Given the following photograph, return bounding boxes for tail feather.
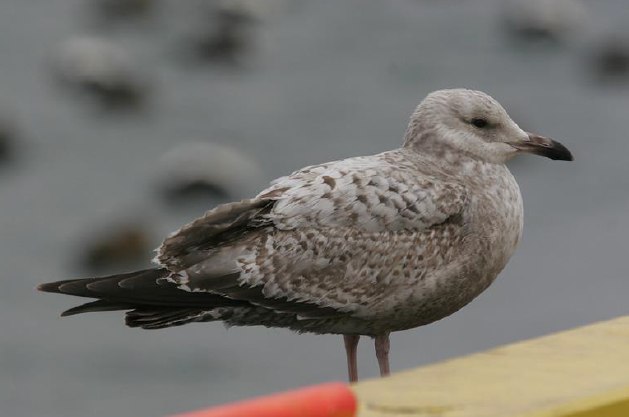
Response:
[125,308,217,329]
[37,268,251,324]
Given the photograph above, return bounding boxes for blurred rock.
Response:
[90,0,156,24]
[0,118,16,165]
[156,142,262,201]
[53,37,151,111]
[589,37,629,83]
[80,224,153,270]
[503,0,587,43]
[186,3,256,65]
[216,0,288,20]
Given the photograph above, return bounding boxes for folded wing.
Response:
[158,153,468,320]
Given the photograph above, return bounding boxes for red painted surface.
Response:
[170,382,357,417]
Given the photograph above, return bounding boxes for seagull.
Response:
[38,89,573,382]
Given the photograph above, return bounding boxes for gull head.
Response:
[403,88,573,164]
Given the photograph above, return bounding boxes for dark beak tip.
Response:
[549,149,574,161]
[527,134,573,162]
[550,141,574,162]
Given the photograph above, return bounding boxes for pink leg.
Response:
[374,332,390,377]
[343,334,360,383]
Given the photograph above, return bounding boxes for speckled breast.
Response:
[369,163,524,334]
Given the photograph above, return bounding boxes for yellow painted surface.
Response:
[351,316,629,417]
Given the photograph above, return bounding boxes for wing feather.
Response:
[157,151,467,319]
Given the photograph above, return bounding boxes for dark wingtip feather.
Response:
[60,308,78,317]
[38,278,95,294]
[37,281,64,293]
[61,300,135,317]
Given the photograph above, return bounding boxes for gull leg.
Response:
[343,334,360,383]
[374,332,391,377]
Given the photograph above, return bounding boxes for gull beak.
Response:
[511,132,574,161]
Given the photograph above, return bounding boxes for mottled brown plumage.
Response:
[38,89,573,381]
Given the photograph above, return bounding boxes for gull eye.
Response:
[471,118,488,128]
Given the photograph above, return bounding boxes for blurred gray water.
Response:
[1,0,629,416]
